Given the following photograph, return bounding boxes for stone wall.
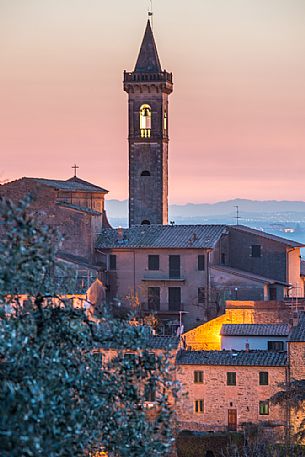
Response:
[176,364,287,434]
[0,178,98,263]
[288,341,305,440]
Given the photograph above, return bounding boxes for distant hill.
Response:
[105,198,305,221]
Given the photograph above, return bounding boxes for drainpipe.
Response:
[286,248,295,298]
[133,250,136,297]
[206,250,211,320]
[286,343,291,445]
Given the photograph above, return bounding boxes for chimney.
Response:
[289,311,299,328]
[117,226,123,241]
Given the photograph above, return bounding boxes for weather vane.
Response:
[148,0,153,28]
[72,164,79,177]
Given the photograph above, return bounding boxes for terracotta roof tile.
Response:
[96,225,228,249]
[221,324,289,337]
[231,225,304,248]
[176,350,287,367]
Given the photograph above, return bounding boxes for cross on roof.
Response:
[72,164,79,177]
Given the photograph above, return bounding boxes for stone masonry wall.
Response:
[0,179,94,262]
[288,341,305,440]
[176,364,287,433]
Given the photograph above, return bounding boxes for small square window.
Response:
[194,399,204,413]
[251,245,261,258]
[227,372,236,386]
[259,400,269,415]
[109,254,116,270]
[148,255,159,271]
[198,255,205,271]
[194,371,204,383]
[259,372,269,386]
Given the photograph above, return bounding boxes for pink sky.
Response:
[0,0,305,204]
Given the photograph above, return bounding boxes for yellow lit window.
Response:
[164,112,167,131]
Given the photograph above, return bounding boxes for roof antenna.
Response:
[148,0,153,29]
[234,205,240,225]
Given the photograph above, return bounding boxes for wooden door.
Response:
[228,409,237,431]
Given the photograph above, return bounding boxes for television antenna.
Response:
[234,205,240,225]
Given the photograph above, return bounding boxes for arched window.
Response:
[140,104,151,138]
[141,220,151,225]
[141,170,151,176]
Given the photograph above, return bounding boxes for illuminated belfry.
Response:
[124,19,173,227]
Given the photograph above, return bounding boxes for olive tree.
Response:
[0,197,177,457]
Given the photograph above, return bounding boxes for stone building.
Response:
[176,350,287,435]
[287,313,305,439]
[124,19,173,227]
[176,313,305,441]
[0,175,110,288]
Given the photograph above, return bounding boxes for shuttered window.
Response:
[168,287,181,311]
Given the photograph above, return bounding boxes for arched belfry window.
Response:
[140,104,151,138]
[141,170,151,177]
[141,220,151,225]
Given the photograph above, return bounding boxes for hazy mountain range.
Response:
[105,199,305,251]
[106,198,305,220]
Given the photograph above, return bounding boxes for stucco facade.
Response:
[98,247,210,331]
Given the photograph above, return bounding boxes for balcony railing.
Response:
[142,274,185,282]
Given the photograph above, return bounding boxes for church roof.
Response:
[30,176,108,193]
[96,225,228,250]
[134,19,162,72]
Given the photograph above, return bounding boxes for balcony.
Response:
[142,273,185,283]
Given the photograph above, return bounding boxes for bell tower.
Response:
[124,19,173,227]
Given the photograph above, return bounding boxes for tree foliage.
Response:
[271,379,305,442]
[0,197,177,456]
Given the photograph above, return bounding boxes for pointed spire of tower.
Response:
[134,19,162,73]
